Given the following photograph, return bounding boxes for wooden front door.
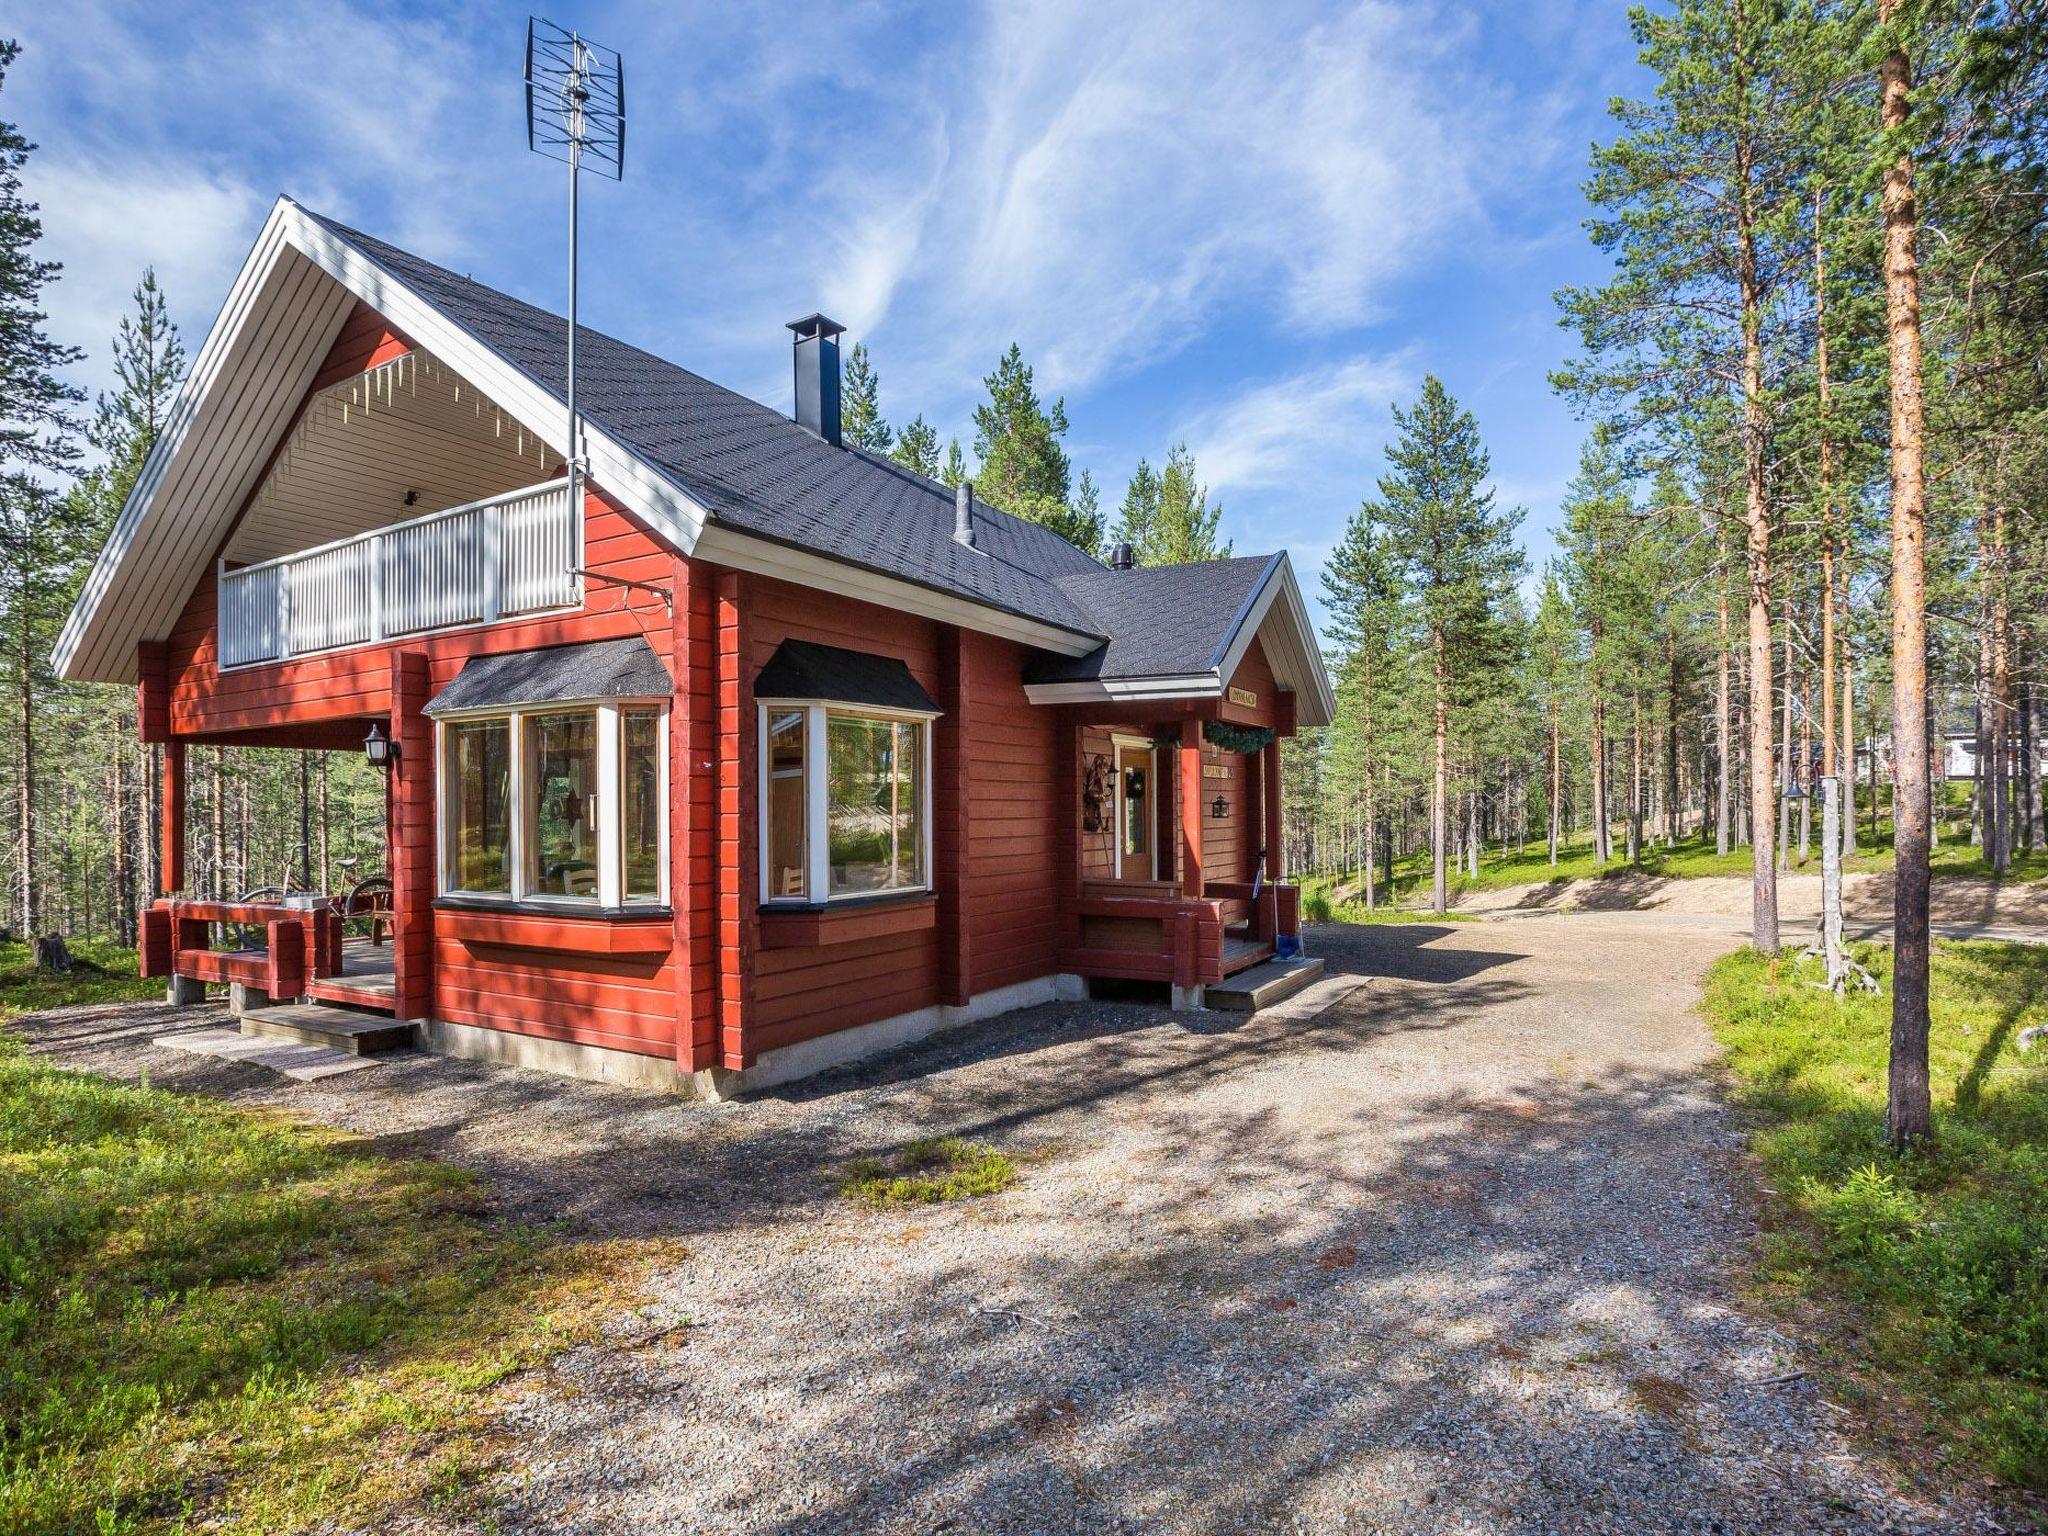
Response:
[1114,742,1155,881]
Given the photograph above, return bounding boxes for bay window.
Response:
[759,702,934,905]
[437,701,668,908]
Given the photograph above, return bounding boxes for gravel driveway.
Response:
[17,912,2014,1535]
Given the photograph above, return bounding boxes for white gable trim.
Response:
[55,197,713,684]
[1019,556,1336,727]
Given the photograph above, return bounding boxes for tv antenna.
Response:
[525,17,624,518]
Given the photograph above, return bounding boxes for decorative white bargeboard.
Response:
[217,478,578,666]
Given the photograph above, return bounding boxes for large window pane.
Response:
[826,714,924,896]
[448,719,510,892]
[527,711,598,898]
[622,710,663,900]
[766,709,808,900]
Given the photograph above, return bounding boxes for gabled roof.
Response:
[56,195,1333,727]
[1024,553,1335,725]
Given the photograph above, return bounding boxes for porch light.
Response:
[1210,793,1230,820]
[364,722,399,769]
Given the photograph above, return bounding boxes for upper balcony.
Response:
[218,476,580,668]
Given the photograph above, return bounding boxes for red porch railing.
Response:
[139,898,345,1004]
[1061,885,1301,990]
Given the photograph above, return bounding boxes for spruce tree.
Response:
[1148,443,1230,564]
[891,414,940,478]
[1113,459,1159,555]
[840,341,892,452]
[970,343,1096,551]
[941,437,967,489]
[1370,377,1525,914]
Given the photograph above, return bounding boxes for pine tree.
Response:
[0,42,85,939]
[1371,377,1526,914]
[891,414,940,478]
[840,342,892,452]
[941,437,967,488]
[0,42,82,480]
[1553,0,1835,950]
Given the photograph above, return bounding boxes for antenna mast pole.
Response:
[526,16,623,535]
[564,30,586,513]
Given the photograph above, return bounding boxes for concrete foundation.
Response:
[415,972,1089,1097]
[166,975,206,1006]
[228,981,279,1015]
[1171,983,1206,1011]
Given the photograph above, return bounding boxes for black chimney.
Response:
[1109,541,1136,571]
[785,313,846,446]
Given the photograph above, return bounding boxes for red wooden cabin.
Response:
[58,199,1334,1094]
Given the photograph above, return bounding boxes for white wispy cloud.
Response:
[1185,354,1420,496]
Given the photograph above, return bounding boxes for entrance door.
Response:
[1114,742,1155,882]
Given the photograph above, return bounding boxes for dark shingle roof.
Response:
[1025,555,1283,684]
[754,639,939,713]
[299,207,1106,640]
[423,636,671,715]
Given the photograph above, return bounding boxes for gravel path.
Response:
[16,913,2021,1535]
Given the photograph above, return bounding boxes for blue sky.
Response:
[12,1,1644,632]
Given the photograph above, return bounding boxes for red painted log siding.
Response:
[156,477,684,1058]
[962,632,1060,994]
[744,577,943,1055]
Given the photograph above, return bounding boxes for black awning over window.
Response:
[754,639,939,713]
[423,636,672,717]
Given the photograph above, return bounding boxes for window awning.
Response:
[753,639,939,714]
[423,636,672,717]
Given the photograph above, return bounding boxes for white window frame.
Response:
[757,699,938,907]
[435,698,670,909]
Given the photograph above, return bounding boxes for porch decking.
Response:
[306,942,398,1014]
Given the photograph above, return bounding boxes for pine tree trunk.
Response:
[1549,710,1561,865]
[1779,594,1796,870]
[1591,687,1610,865]
[1737,83,1780,947]
[1880,3,1932,1148]
[2023,674,2043,852]
[1432,631,1448,915]
[16,626,36,937]
[1717,527,1733,856]
[1842,621,1859,858]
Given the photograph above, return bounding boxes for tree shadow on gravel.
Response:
[487,1065,1960,1536]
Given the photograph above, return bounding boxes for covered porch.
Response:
[1057,703,1301,1007]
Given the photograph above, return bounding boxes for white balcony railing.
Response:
[217,478,580,667]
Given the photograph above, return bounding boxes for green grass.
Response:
[1702,940,2048,1490]
[0,1029,673,1534]
[1300,785,2044,917]
[0,939,161,1020]
[839,1136,1019,1207]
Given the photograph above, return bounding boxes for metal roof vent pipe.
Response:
[785,313,845,446]
[954,481,977,550]
[1109,541,1136,571]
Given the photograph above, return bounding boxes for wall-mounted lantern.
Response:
[364,722,399,769]
[1210,793,1229,820]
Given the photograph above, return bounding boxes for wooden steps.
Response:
[1204,956,1327,1013]
[241,1002,415,1056]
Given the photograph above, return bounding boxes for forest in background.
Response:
[1281,0,2048,936]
